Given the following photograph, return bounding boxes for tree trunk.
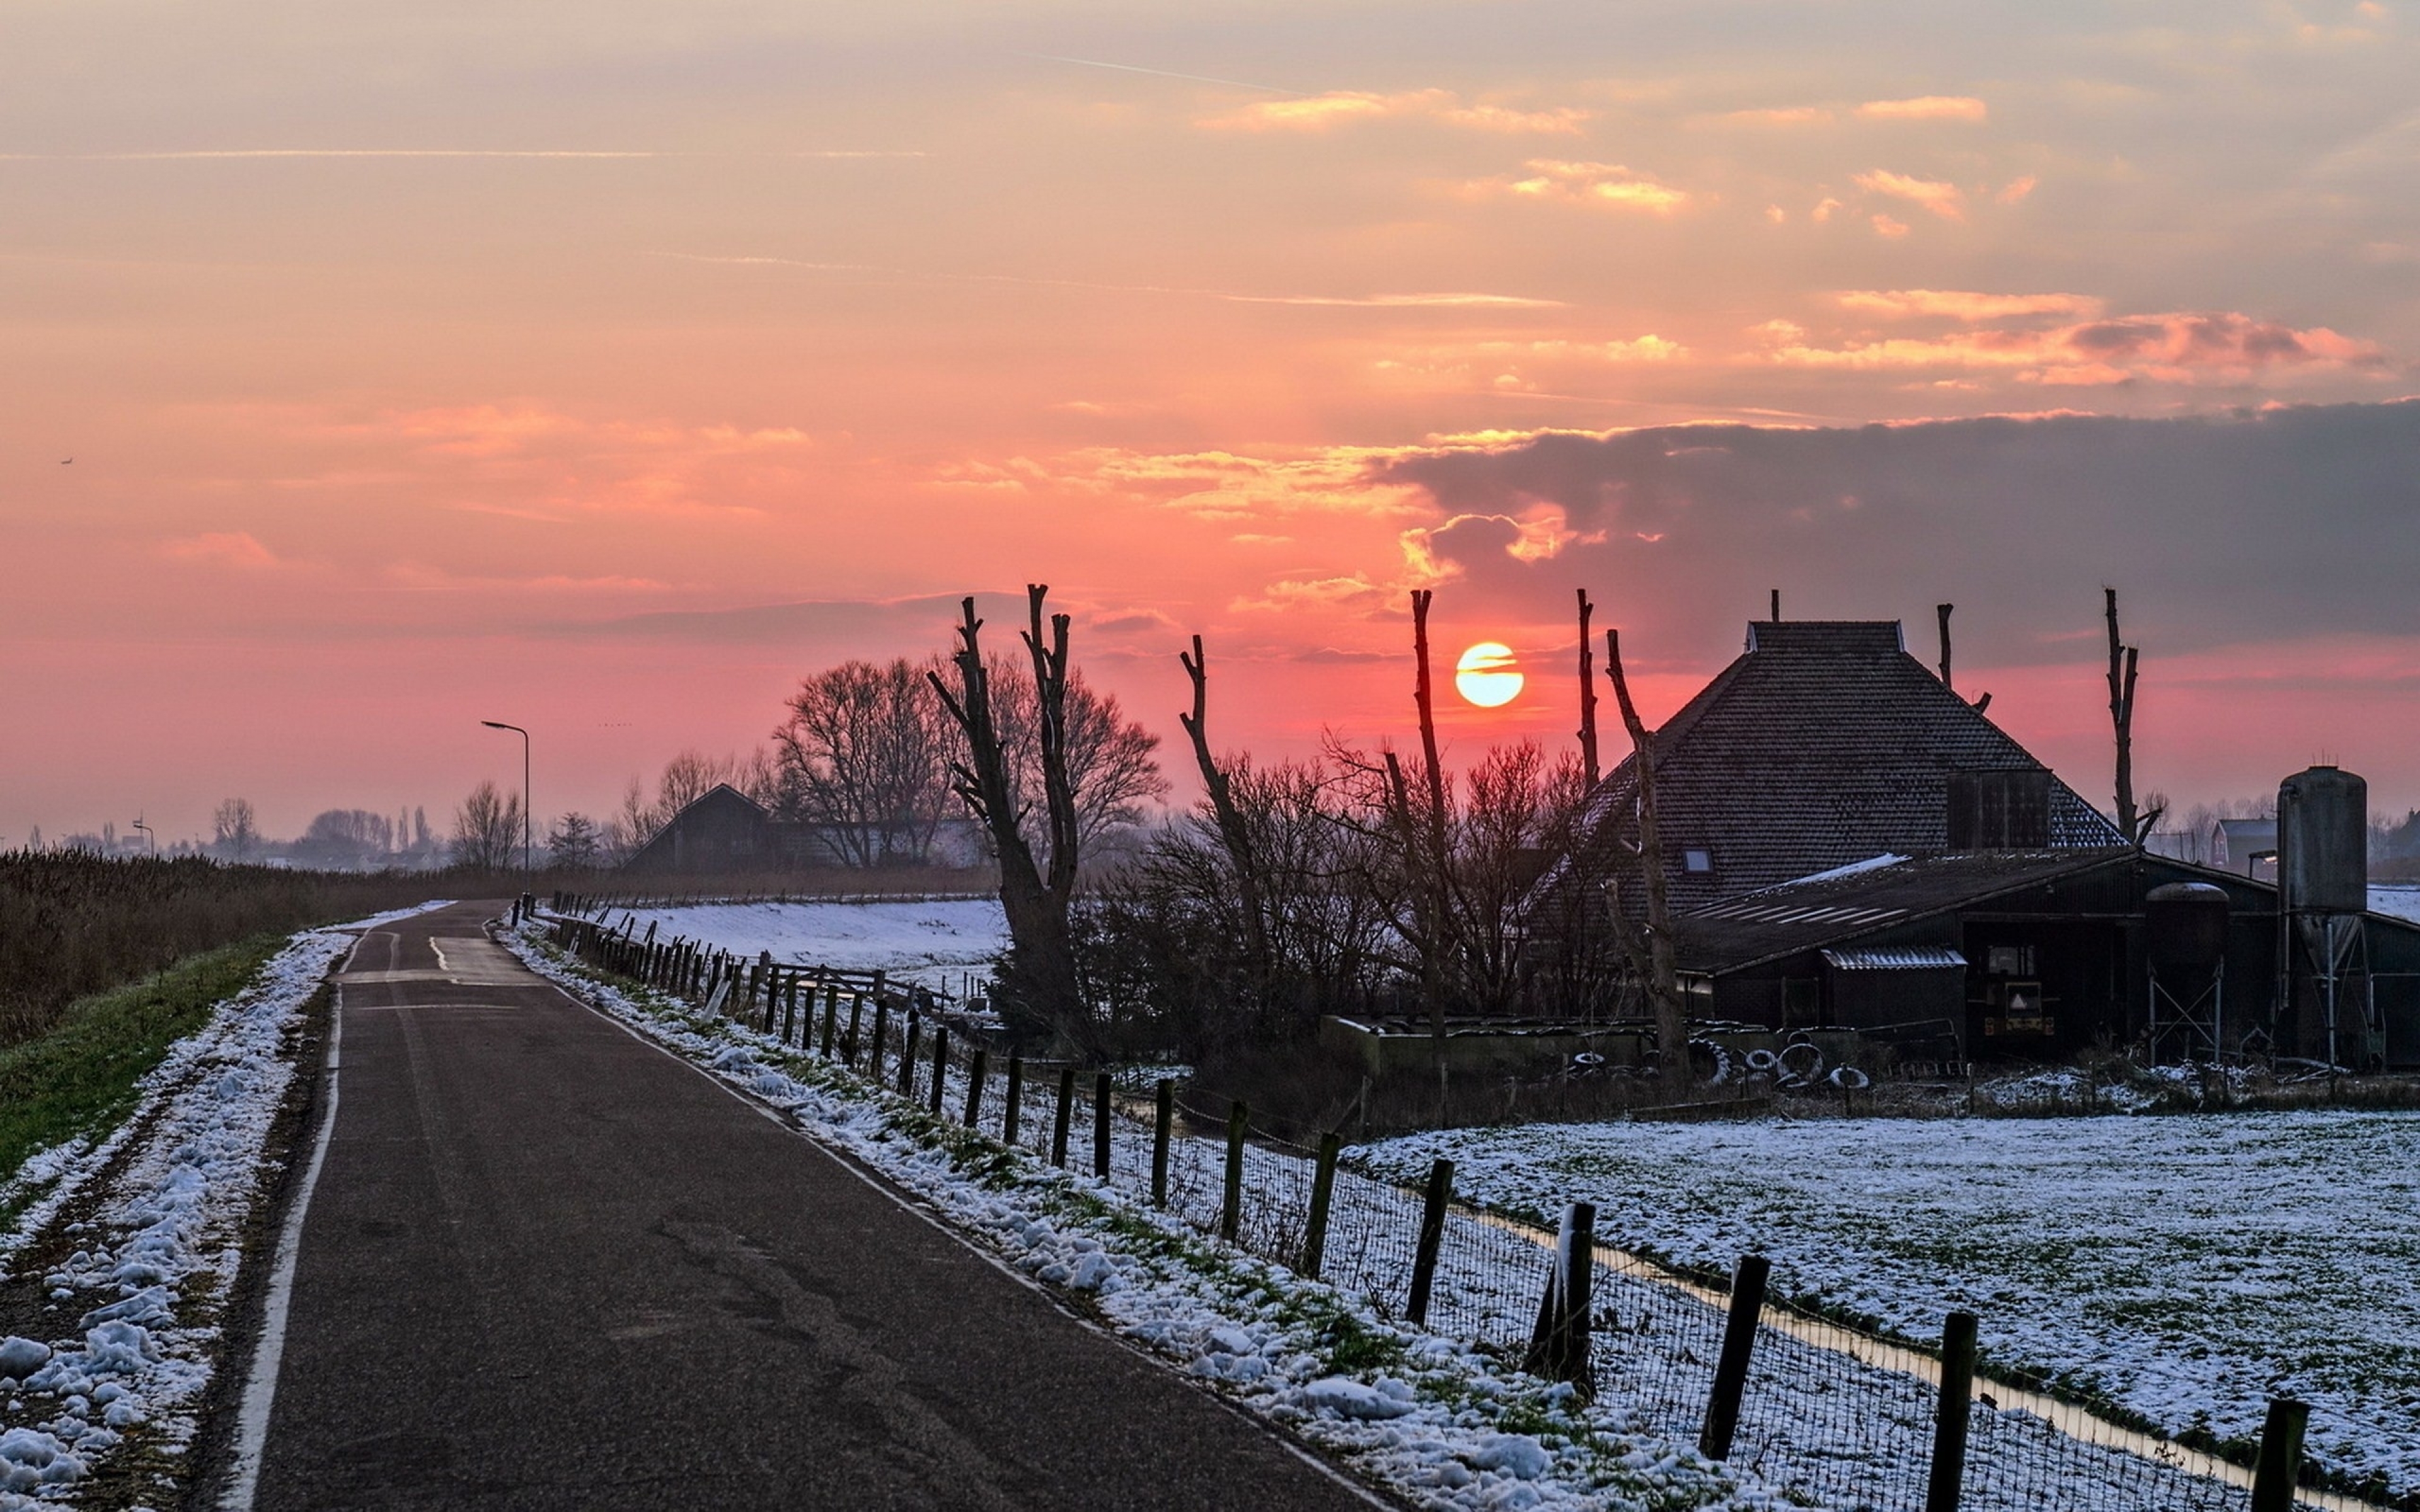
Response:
[1606,627,1688,1074]
[928,593,1086,1051]
[1179,635,1272,991]
[1576,589,1600,787]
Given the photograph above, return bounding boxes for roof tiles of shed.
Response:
[1572,620,2124,911]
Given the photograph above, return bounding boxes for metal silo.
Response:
[2276,765,2379,1068]
[2278,765,2367,915]
[2146,882,2230,1063]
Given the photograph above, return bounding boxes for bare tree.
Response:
[1606,627,1688,1070]
[1576,590,1600,787]
[2105,588,2160,843]
[212,798,258,862]
[984,656,1167,866]
[773,658,955,867]
[548,812,602,869]
[1179,635,1269,987]
[929,589,1086,1048]
[451,781,524,871]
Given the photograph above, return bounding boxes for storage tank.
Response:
[2278,766,2368,914]
[2145,882,2230,975]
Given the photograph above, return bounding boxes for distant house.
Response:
[625,785,781,874]
[623,784,993,874]
[2211,818,2278,878]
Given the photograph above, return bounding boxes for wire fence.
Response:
[544,909,2373,1512]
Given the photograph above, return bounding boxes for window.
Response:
[1986,944,2035,976]
[1682,847,1715,874]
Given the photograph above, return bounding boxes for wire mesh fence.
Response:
[546,913,2369,1512]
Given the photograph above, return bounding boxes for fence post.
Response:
[1699,1254,1772,1462]
[1407,1158,1455,1326]
[1925,1310,1979,1512]
[1221,1101,1247,1242]
[1093,1071,1112,1179]
[1051,1067,1076,1166]
[964,1048,988,1126]
[869,999,889,1075]
[1005,1056,1025,1145]
[1152,1079,1174,1206]
[821,983,840,1058]
[1302,1131,1341,1280]
[1523,1202,1595,1399]
[782,976,799,1043]
[2250,1399,2310,1512]
[929,1027,950,1115]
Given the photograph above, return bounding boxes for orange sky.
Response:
[8,0,2420,843]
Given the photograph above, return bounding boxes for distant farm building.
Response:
[623,784,986,874]
[1526,618,2420,1069]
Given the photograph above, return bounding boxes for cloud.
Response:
[160,531,277,568]
[1855,169,1966,220]
[1837,290,2106,321]
[1855,96,1989,122]
[654,250,1557,309]
[1203,89,1588,134]
[539,592,1030,645]
[1872,214,1911,238]
[1998,175,2039,204]
[1232,574,1393,612]
[1720,106,1834,127]
[1756,309,2392,384]
[0,149,923,161]
[1364,400,2420,663]
[1464,159,1691,214]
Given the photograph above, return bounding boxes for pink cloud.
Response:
[161,531,278,568]
[1836,289,2106,321]
[1467,159,1691,214]
[1998,175,2039,203]
[1855,96,1990,122]
[1855,169,1967,220]
[1758,309,2393,385]
[1204,89,1587,135]
[1871,214,1911,238]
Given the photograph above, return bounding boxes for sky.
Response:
[6,0,2420,844]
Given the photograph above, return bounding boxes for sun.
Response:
[1454,642,1524,708]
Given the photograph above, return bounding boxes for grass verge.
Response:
[0,932,287,1202]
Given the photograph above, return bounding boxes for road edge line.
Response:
[216,941,354,1511]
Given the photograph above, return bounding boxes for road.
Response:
[235,901,1377,1509]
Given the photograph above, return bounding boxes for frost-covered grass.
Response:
[610,898,1006,993]
[0,937,309,1230]
[0,905,441,1506]
[1353,1114,2420,1502]
[508,919,1773,1512]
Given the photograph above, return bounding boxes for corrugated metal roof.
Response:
[1822,946,1970,971]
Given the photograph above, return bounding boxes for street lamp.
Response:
[480,721,532,886]
[130,817,154,857]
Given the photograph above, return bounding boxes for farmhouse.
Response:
[1531,617,2420,1068]
[623,784,988,874]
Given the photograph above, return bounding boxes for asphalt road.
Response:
[241,901,1377,1509]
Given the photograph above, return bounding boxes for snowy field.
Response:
[611,899,1006,994]
[1354,1112,2420,1501]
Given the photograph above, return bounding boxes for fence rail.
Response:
[541,908,2366,1512]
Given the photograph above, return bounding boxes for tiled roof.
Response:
[1566,619,2125,912]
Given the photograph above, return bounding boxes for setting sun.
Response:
[1454,642,1524,707]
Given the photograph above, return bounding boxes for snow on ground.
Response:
[609,899,1006,994]
[512,915,2322,1510]
[2367,885,2420,924]
[507,918,1780,1512]
[0,904,441,1506]
[1354,1113,2420,1501]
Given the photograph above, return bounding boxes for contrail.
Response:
[0,149,924,161]
[646,251,1564,308]
[1017,53,1302,96]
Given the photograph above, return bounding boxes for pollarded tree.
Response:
[771,658,955,868]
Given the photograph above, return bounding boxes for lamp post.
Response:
[130,818,154,857]
[480,721,532,888]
